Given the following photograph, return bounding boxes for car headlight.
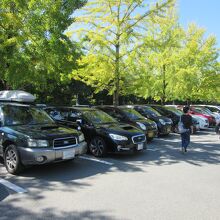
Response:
[159,119,166,125]
[27,139,49,147]
[79,133,85,142]
[136,122,146,130]
[109,134,128,141]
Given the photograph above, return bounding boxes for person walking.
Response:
[180,106,193,153]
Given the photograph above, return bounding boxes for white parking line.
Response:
[79,156,113,165]
[0,178,27,194]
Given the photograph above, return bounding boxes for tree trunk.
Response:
[113,41,120,106]
[161,64,166,105]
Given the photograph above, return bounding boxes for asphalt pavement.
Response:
[0,130,220,220]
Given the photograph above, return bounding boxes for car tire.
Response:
[4,144,24,175]
[89,137,107,157]
[147,137,154,142]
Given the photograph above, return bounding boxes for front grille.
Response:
[53,137,77,149]
[132,134,146,144]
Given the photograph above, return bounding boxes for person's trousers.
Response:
[181,130,190,149]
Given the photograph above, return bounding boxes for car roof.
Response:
[46,106,97,112]
[0,102,31,107]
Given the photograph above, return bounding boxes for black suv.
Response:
[133,105,172,135]
[45,107,147,157]
[96,106,158,141]
[0,91,87,174]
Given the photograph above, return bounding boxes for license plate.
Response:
[137,143,144,150]
[63,149,75,160]
[167,127,171,132]
[148,132,154,137]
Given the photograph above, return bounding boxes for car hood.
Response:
[96,123,144,137]
[139,112,171,124]
[5,124,80,140]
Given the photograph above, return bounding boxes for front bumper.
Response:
[18,141,87,165]
[116,141,147,152]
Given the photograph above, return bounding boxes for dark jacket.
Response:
[181,114,192,129]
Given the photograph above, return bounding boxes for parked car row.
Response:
[0,90,218,175]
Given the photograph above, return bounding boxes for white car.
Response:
[196,107,220,125]
[192,115,209,130]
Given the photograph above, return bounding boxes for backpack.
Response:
[178,115,188,134]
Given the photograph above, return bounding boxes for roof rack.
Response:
[0,90,36,103]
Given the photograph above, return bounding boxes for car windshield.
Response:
[165,107,183,116]
[83,110,117,124]
[193,108,208,114]
[2,105,54,126]
[121,108,145,120]
[141,106,161,117]
[198,108,212,115]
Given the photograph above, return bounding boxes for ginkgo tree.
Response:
[172,24,220,103]
[124,6,220,104]
[124,4,183,104]
[69,0,174,105]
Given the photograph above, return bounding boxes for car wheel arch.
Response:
[3,140,16,153]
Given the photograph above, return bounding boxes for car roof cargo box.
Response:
[0,90,36,103]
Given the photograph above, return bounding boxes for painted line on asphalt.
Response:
[79,156,113,165]
[0,178,27,194]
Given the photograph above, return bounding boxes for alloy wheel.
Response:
[6,149,17,170]
[90,138,105,157]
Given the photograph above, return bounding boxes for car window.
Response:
[142,106,161,117]
[83,110,117,125]
[165,107,183,116]
[206,106,219,113]
[2,105,54,126]
[46,109,65,120]
[121,108,145,120]
[105,109,125,120]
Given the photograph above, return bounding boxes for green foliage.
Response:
[0,0,86,90]
[173,24,220,102]
[124,5,220,104]
[69,0,174,105]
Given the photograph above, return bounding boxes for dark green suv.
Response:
[0,91,87,174]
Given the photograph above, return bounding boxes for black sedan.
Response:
[133,105,172,135]
[148,105,180,132]
[45,107,147,157]
[96,106,158,141]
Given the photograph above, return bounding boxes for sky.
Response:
[71,0,220,50]
[178,0,220,47]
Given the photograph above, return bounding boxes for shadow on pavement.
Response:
[0,204,120,220]
[0,150,144,202]
[108,132,220,167]
[0,184,10,202]
[0,131,219,205]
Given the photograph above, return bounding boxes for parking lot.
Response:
[0,130,220,220]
